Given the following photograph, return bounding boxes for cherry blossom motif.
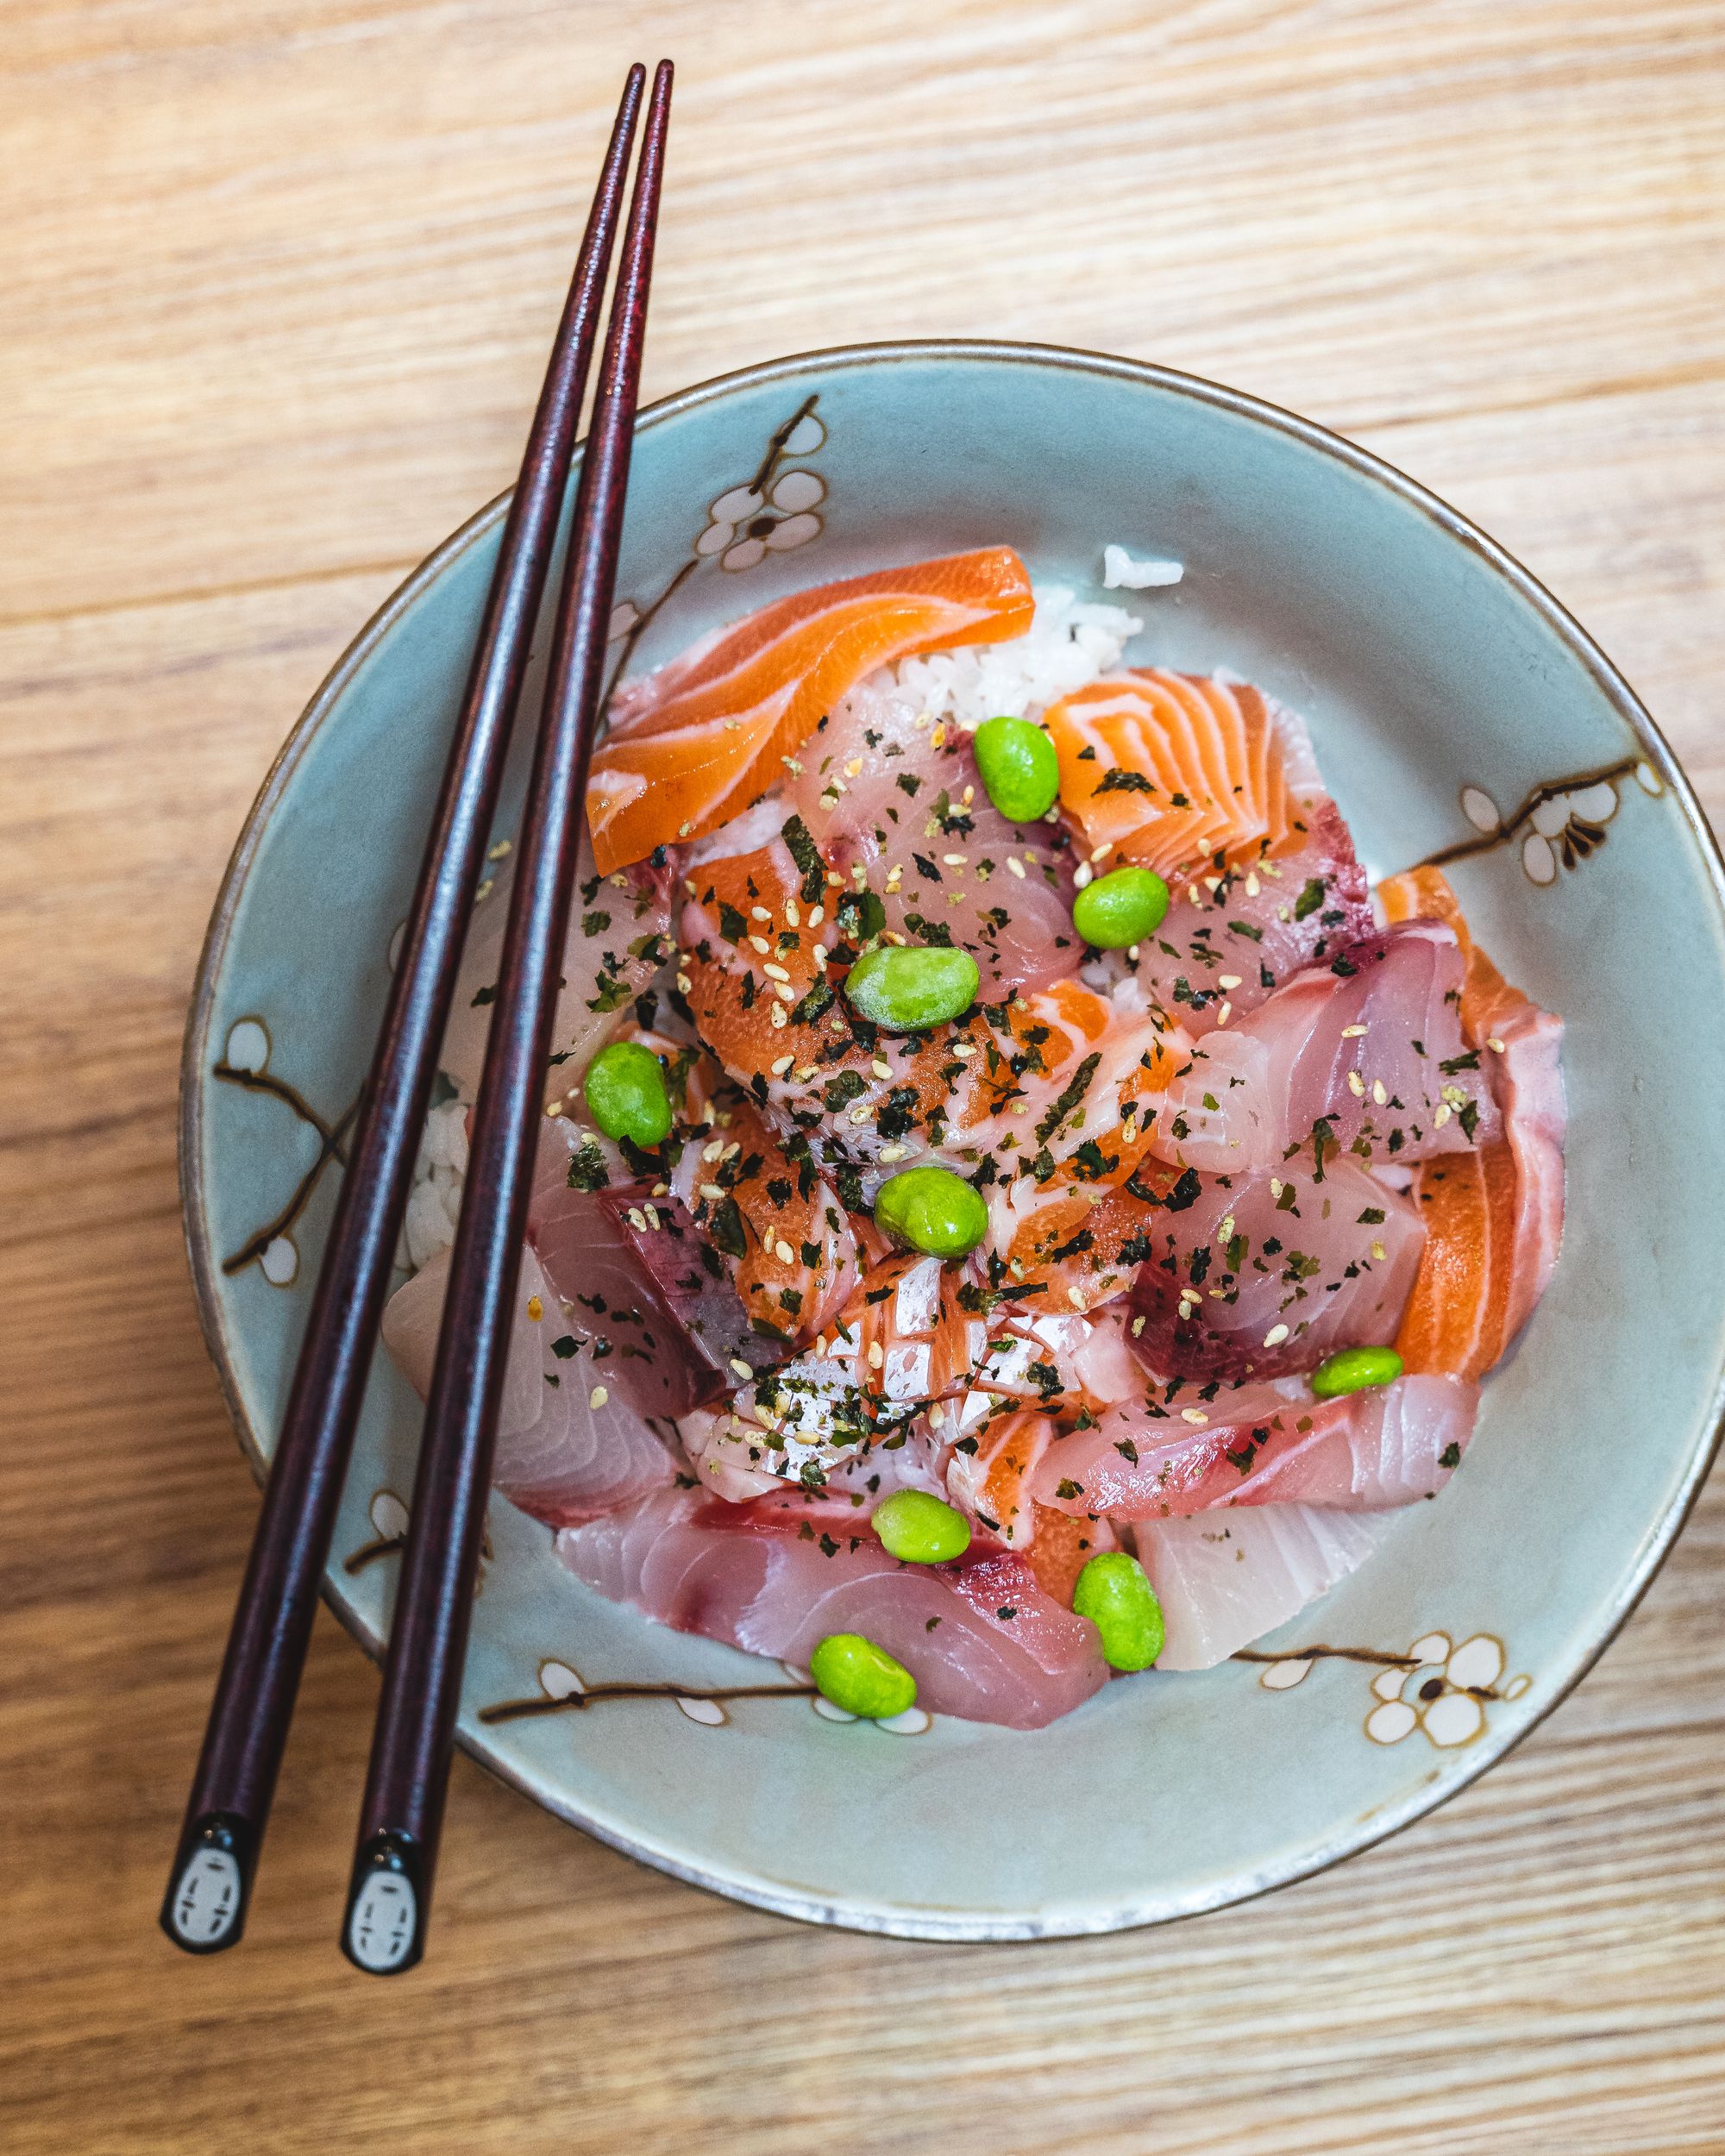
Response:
[224,1018,271,1073]
[1363,1631,1529,1748]
[1451,759,1661,886]
[697,465,828,573]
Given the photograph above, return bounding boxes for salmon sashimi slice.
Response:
[944,1408,1059,1551]
[1148,920,1502,1175]
[586,547,1035,873]
[556,1485,1109,1728]
[1032,1373,1477,1520]
[1377,865,1566,1376]
[1024,1504,1120,1607]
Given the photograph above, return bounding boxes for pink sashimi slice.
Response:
[779,676,1083,998]
[556,1486,1110,1728]
[1149,921,1501,1175]
[380,1242,674,1529]
[437,843,674,1102]
[1032,1373,1477,1519]
[1127,1152,1427,1380]
[1135,1502,1402,1670]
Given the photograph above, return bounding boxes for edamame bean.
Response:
[1310,1344,1403,1399]
[1071,1551,1165,1671]
[1071,865,1170,950]
[874,1164,989,1258]
[872,1489,971,1564]
[844,943,980,1031]
[809,1633,918,1719]
[583,1039,672,1148]
[973,714,1060,824]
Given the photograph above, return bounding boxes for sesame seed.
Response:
[1068,1288,1086,1307]
[1340,1024,1368,1038]
[1371,1079,1388,1106]
[872,1058,892,1079]
[807,906,824,926]
[748,935,770,955]
[1371,1239,1388,1262]
[488,838,512,861]
[729,1358,754,1381]
[1217,974,1242,991]
[1270,1178,1284,1198]
[769,1004,787,1029]
[867,1340,885,1369]
[942,852,967,867]
[951,1042,976,1058]
[678,822,693,837]
[1346,1069,1366,1097]
[1218,1214,1235,1242]
[526,1295,543,1321]
[589,1386,609,1409]
[930,724,946,749]
[1188,886,1202,906]
[1487,1037,1505,1053]
[700,1182,724,1201]
[626,1208,647,1231]
[928,1401,946,1428]
[1007,856,1027,880]
[1181,1407,1208,1425]
[1203,875,1222,893]
[1215,1000,1233,1027]
[722,1143,740,1161]
[785,899,800,926]
[762,962,789,981]
[1433,1102,1452,1128]
[702,1138,724,1161]
[1072,861,1093,889]
[770,1055,794,1075]
[774,981,796,1002]
[675,972,693,993]
[1090,842,1113,863]
[775,1239,795,1263]
[1263,1323,1289,1346]
[878,1143,907,1163]
[1131,1314,1146,1337]
[849,1106,871,1125]
[844,757,863,777]
[1245,873,1259,897]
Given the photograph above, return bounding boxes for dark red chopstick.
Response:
[340,59,673,1978]
[160,66,649,1959]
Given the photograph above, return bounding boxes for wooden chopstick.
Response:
[160,65,650,1959]
[340,59,674,1978]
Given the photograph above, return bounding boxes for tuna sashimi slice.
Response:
[1127,1152,1427,1380]
[1135,1503,1401,1670]
[1149,921,1501,1175]
[557,1487,1109,1727]
[380,1243,674,1528]
[587,548,1035,872]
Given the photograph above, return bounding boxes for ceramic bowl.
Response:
[182,341,1725,1939]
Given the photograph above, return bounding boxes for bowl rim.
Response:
[179,335,1725,1940]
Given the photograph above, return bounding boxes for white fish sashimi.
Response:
[1135,1503,1401,1670]
[380,1243,674,1528]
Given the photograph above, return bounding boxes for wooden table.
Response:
[5,4,1723,2148]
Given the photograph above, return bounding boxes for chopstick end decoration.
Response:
[160,1812,255,1954]
[342,1831,424,1977]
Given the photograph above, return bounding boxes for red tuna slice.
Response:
[557,1486,1110,1728]
[438,842,674,1103]
[532,1174,778,1418]
[1126,1152,1426,1381]
[1147,921,1502,1175]
[380,1242,674,1528]
[1031,1371,1475,1519]
[779,675,1082,997]
[1134,1502,1402,1670]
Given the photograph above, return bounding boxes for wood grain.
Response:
[3,3,1723,2150]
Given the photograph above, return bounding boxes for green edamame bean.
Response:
[809,1633,918,1719]
[872,1489,972,1564]
[1310,1344,1404,1399]
[582,1039,672,1148]
[1071,865,1170,950]
[874,1164,989,1258]
[973,714,1060,824]
[844,943,980,1032]
[1071,1551,1165,1671]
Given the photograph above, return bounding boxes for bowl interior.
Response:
[185,344,1725,1937]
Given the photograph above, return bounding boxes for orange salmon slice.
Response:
[1044,670,1281,880]
[586,547,1034,873]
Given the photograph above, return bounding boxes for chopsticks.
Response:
[340,60,673,1977]
[160,62,657,1959]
